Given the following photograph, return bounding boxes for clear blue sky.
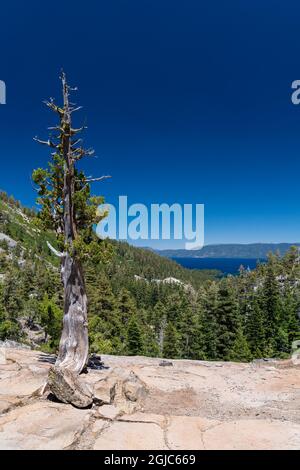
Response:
[1,1,300,248]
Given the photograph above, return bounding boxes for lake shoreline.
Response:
[172,257,266,275]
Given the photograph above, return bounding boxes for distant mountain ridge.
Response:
[154,243,300,259]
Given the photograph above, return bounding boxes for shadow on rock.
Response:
[38,353,56,365]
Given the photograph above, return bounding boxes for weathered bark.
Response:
[55,253,88,373]
[48,365,93,408]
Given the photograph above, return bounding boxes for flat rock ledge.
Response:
[0,348,300,450]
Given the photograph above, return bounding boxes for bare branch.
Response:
[71,138,83,147]
[70,126,88,135]
[33,137,57,148]
[84,175,112,183]
[81,148,95,157]
[70,106,83,113]
[46,241,65,258]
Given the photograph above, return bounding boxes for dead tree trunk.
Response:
[54,74,89,374]
[56,253,88,373]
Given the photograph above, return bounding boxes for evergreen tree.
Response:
[261,258,282,355]
[39,294,63,349]
[126,316,144,355]
[215,279,241,360]
[143,324,160,357]
[166,291,186,325]
[281,286,300,345]
[282,246,300,279]
[199,282,219,360]
[163,322,180,359]
[149,300,166,335]
[179,299,205,359]
[228,325,252,362]
[88,273,124,354]
[117,288,137,326]
[2,264,24,320]
[32,73,110,374]
[246,294,266,358]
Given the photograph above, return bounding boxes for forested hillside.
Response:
[0,191,300,362]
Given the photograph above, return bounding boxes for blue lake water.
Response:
[172,258,265,275]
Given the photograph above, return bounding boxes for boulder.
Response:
[123,371,147,402]
[48,366,93,409]
[94,377,116,405]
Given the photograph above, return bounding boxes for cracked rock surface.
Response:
[0,348,300,450]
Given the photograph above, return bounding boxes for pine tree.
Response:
[88,273,124,354]
[117,288,137,326]
[0,283,20,341]
[199,282,219,360]
[143,324,160,357]
[261,258,282,355]
[149,301,166,334]
[228,325,252,362]
[126,316,144,356]
[283,287,300,344]
[246,294,266,358]
[179,301,205,360]
[32,73,110,374]
[2,263,24,320]
[39,294,63,349]
[215,279,241,360]
[162,322,180,359]
[282,246,300,279]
